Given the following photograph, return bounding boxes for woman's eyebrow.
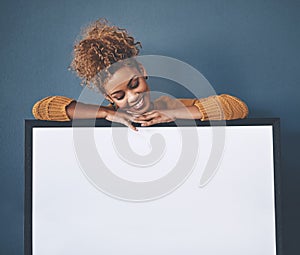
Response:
[111,75,137,95]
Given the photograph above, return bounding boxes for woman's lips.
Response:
[132,97,145,110]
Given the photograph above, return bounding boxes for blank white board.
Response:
[25,119,282,255]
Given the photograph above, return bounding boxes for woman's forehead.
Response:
[104,66,141,92]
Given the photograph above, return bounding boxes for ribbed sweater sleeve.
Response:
[32,96,76,121]
[193,94,249,121]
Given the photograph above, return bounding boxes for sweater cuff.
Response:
[32,96,75,121]
[193,94,249,121]
[193,95,224,121]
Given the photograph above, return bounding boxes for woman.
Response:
[32,18,249,131]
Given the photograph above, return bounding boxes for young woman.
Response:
[32,18,249,131]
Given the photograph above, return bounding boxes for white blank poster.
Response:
[31,125,278,255]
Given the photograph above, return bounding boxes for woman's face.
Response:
[103,66,152,114]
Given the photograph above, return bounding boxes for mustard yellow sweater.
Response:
[32,94,249,122]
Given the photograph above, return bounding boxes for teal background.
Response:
[0,0,299,254]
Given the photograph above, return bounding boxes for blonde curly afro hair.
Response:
[69,18,142,93]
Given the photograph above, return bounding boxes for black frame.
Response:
[24,118,282,255]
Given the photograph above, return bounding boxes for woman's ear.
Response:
[105,94,114,104]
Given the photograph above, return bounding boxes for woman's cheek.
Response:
[116,101,127,110]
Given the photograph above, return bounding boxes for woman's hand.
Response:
[104,109,138,131]
[132,110,176,127]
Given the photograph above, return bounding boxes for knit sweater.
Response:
[32,94,249,122]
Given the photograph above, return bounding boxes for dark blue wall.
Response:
[1,0,299,254]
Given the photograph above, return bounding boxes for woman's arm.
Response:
[133,94,249,126]
[32,95,112,121]
[32,95,138,130]
[66,100,108,119]
[172,106,203,119]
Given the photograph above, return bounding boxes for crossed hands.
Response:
[105,109,176,131]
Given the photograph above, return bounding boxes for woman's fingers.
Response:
[120,117,138,131]
[143,111,155,115]
[141,119,160,126]
[126,110,174,127]
[107,112,138,131]
[127,122,138,131]
[132,111,165,126]
[121,118,138,131]
[111,110,176,128]
[133,112,158,121]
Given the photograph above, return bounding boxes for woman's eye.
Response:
[114,93,125,100]
[130,79,139,88]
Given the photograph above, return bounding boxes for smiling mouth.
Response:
[132,97,145,110]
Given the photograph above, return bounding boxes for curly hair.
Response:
[69,18,142,93]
